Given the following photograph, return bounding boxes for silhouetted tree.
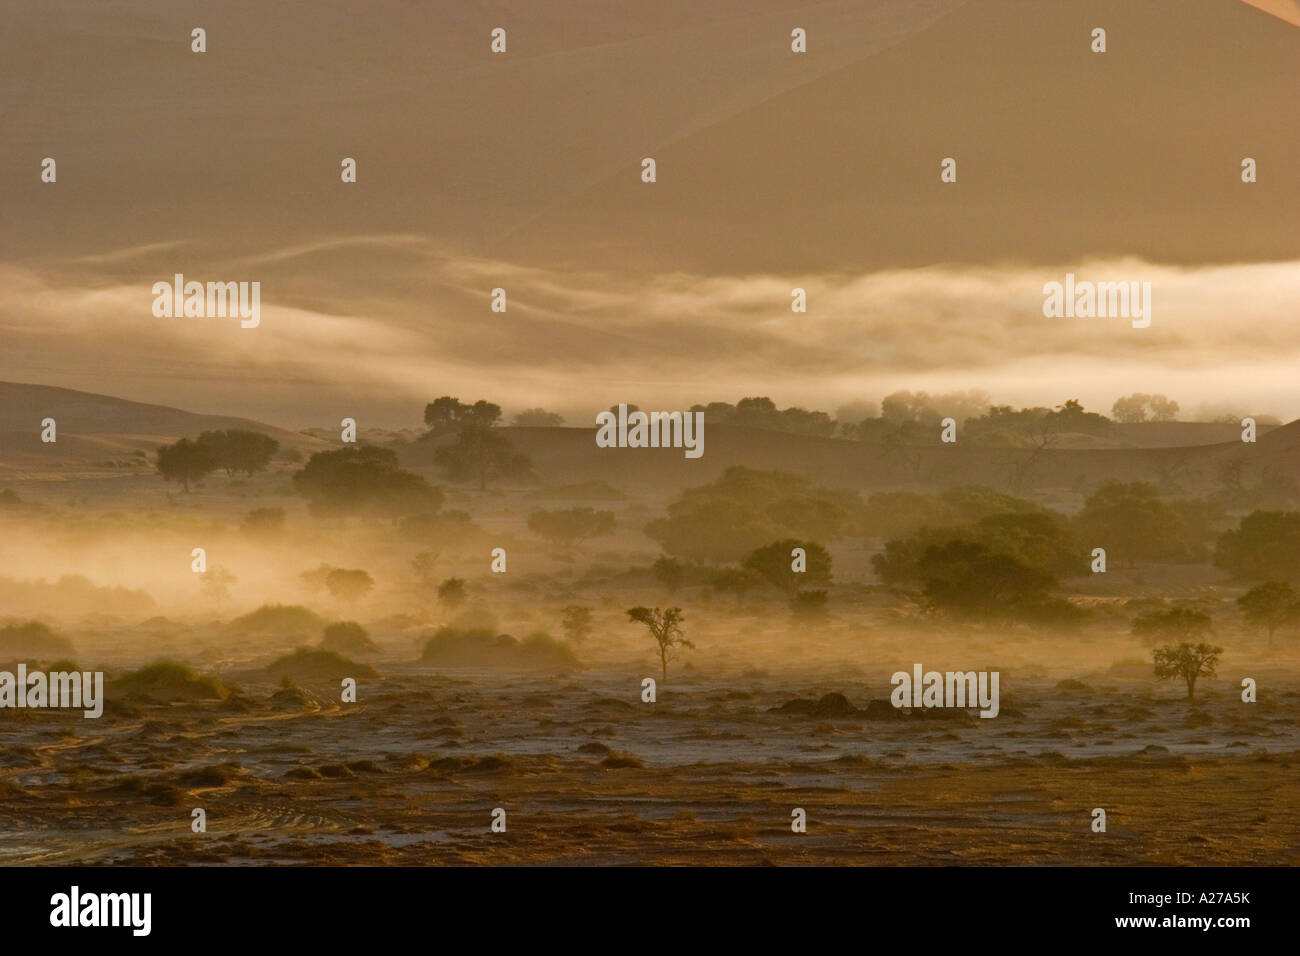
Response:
[199,566,236,611]
[1215,510,1300,581]
[652,556,686,593]
[325,568,374,606]
[513,408,565,427]
[156,438,217,492]
[1132,607,1213,645]
[744,539,832,595]
[437,577,467,609]
[293,445,441,519]
[560,606,594,643]
[435,424,532,490]
[1153,642,1221,700]
[712,567,763,606]
[1237,581,1298,645]
[411,551,440,587]
[526,507,615,545]
[197,429,279,477]
[627,606,692,681]
[424,397,502,433]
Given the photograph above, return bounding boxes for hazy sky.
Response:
[2,0,1297,427]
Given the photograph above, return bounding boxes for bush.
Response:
[264,647,377,680]
[240,507,286,534]
[0,620,75,657]
[419,627,579,670]
[527,507,616,546]
[321,621,379,656]
[112,660,229,701]
[230,604,323,636]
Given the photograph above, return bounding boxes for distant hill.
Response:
[0,382,329,472]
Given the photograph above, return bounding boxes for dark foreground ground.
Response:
[2,666,1296,865]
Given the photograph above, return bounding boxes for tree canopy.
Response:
[156,438,217,492]
[645,467,855,563]
[196,429,279,477]
[292,445,442,519]
[526,507,615,546]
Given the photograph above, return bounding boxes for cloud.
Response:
[1,248,1297,426]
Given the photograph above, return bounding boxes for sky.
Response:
[1,0,1297,428]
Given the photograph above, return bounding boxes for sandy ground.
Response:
[2,663,1295,866]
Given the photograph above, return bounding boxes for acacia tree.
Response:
[436,424,532,491]
[626,606,692,681]
[324,568,374,606]
[527,507,615,546]
[292,445,441,520]
[744,539,832,595]
[425,397,502,433]
[712,567,763,606]
[1153,641,1222,700]
[1131,607,1213,645]
[652,556,686,593]
[197,429,280,477]
[1236,581,1298,645]
[437,577,467,609]
[199,566,237,611]
[156,438,217,492]
[411,551,440,588]
[301,563,334,595]
[560,605,594,643]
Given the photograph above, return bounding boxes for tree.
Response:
[199,566,237,611]
[645,467,851,564]
[790,589,828,617]
[293,445,442,519]
[560,606,594,643]
[435,424,532,491]
[1153,642,1222,700]
[424,397,502,433]
[712,567,763,606]
[1112,393,1179,424]
[1131,607,1213,645]
[241,506,285,535]
[626,606,693,681]
[1214,510,1300,581]
[300,563,334,594]
[1073,481,1192,566]
[156,438,217,492]
[526,507,615,546]
[411,551,440,587]
[916,539,1060,621]
[1112,393,1151,423]
[197,429,279,477]
[1236,581,1298,645]
[324,568,374,606]
[652,556,686,593]
[437,577,467,609]
[1147,395,1180,422]
[743,539,832,595]
[513,408,565,427]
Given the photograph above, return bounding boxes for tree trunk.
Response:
[661,649,667,682]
